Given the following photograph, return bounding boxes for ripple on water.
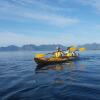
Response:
[0,51,100,100]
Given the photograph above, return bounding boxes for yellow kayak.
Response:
[34,56,78,65]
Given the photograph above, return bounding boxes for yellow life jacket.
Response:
[66,53,72,57]
[54,52,63,58]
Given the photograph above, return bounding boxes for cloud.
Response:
[0,32,50,46]
[0,32,72,46]
[21,12,79,26]
[96,24,100,28]
[11,0,72,12]
[0,31,82,46]
[0,0,79,27]
[0,31,100,46]
[0,0,72,13]
[77,0,100,11]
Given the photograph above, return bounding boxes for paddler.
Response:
[65,47,73,57]
[65,47,79,57]
[53,47,64,58]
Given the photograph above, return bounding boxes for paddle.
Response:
[69,47,77,52]
[68,47,86,52]
[35,53,53,58]
[35,54,46,58]
[79,47,86,52]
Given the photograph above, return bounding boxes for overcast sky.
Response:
[0,0,100,46]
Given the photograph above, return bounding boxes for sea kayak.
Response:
[34,56,78,65]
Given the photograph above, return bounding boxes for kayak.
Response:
[34,56,78,65]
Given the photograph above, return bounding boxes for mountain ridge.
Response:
[0,43,100,51]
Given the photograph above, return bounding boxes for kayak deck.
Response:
[34,56,78,65]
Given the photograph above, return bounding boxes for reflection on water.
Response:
[36,61,75,70]
[35,61,86,86]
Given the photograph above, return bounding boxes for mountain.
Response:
[0,44,66,51]
[0,43,100,51]
[78,43,100,50]
[0,45,20,51]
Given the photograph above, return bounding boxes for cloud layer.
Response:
[0,0,100,46]
[0,0,79,26]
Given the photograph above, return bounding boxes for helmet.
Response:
[67,47,70,50]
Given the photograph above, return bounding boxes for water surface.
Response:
[0,51,100,100]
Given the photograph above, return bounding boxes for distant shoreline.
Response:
[0,43,100,51]
[0,50,100,52]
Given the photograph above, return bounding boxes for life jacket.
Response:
[54,51,63,58]
[66,52,73,57]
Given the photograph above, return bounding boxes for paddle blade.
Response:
[69,47,77,52]
[35,54,45,58]
[79,48,86,52]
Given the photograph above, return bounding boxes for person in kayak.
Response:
[65,47,79,57]
[65,47,72,57]
[73,50,79,56]
[53,47,65,58]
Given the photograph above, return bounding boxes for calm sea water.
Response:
[0,51,100,100]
